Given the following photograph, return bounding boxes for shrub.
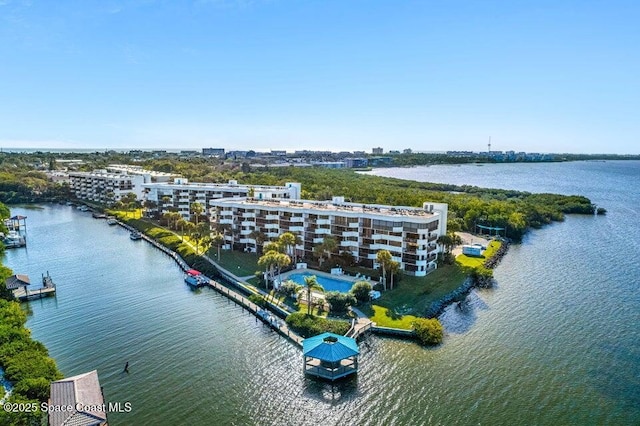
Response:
[325,291,356,315]
[13,377,51,401]
[285,312,350,338]
[277,280,298,298]
[248,294,266,308]
[350,281,372,304]
[412,318,444,345]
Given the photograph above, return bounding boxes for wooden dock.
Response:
[116,220,304,347]
[14,286,56,301]
[346,307,374,339]
[10,272,56,302]
[205,278,303,347]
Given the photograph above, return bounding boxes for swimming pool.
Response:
[286,272,355,293]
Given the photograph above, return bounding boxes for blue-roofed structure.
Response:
[302,332,359,380]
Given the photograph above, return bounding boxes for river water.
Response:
[3,160,639,425]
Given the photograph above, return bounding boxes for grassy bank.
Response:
[456,240,502,269]
[213,250,260,277]
[361,264,467,329]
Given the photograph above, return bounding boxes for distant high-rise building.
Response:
[372,147,384,155]
[202,148,225,157]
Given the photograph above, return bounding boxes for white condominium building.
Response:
[105,164,178,183]
[69,171,145,203]
[142,179,302,220]
[210,196,448,276]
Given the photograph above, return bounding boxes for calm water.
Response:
[3,160,639,425]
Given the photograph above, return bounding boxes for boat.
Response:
[1,231,26,248]
[106,216,117,225]
[184,269,208,287]
[92,212,107,219]
[129,231,143,240]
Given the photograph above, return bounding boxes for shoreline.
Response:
[114,219,305,347]
[116,213,506,345]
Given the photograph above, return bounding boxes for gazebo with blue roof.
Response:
[302,332,359,380]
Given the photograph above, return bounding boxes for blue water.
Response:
[287,272,355,293]
[2,160,639,425]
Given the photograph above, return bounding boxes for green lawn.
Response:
[456,240,502,269]
[211,249,260,277]
[360,263,467,329]
[367,305,418,329]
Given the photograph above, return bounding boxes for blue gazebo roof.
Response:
[303,332,359,362]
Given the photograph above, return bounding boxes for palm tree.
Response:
[211,232,224,260]
[217,222,232,251]
[191,231,202,255]
[183,221,196,239]
[313,244,325,266]
[201,235,213,257]
[170,212,182,230]
[258,251,278,289]
[176,219,188,241]
[376,249,392,291]
[249,229,266,254]
[190,202,204,226]
[161,195,172,216]
[274,252,291,286]
[388,260,400,290]
[143,199,158,218]
[278,232,297,263]
[263,241,283,254]
[303,275,324,316]
[196,222,211,253]
[322,236,337,260]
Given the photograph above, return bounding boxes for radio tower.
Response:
[487,136,492,153]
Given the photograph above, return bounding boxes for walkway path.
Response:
[116,220,303,347]
[346,307,374,339]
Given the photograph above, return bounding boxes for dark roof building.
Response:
[49,370,108,426]
[5,274,30,290]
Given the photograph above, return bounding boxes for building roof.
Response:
[49,370,107,426]
[5,274,30,290]
[10,215,27,220]
[210,197,441,219]
[303,332,359,362]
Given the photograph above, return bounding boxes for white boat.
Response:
[106,217,117,225]
[1,231,26,248]
[129,231,142,240]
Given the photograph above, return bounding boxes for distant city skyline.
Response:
[1,1,639,154]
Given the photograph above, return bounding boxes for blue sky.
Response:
[1,0,638,154]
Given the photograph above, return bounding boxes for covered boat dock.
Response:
[303,332,359,381]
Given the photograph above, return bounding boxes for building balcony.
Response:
[340,240,359,247]
[342,231,359,238]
